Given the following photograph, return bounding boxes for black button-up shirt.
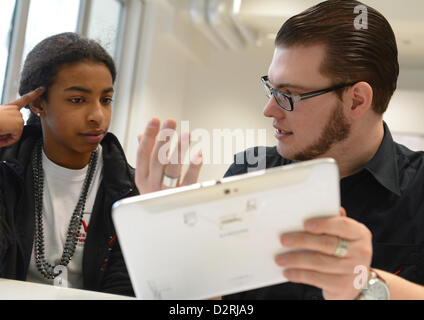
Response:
[223,122,424,299]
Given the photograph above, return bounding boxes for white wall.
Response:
[384,89,424,135]
[383,68,424,150]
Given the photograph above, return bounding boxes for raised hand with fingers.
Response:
[0,87,45,147]
[135,118,203,194]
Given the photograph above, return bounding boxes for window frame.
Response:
[1,0,30,104]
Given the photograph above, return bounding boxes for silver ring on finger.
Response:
[334,238,349,258]
[162,174,179,188]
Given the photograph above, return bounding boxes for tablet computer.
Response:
[112,158,340,299]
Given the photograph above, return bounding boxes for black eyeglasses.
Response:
[261,75,356,111]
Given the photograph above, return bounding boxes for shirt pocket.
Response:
[372,242,424,284]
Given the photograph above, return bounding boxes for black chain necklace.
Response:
[31,139,98,279]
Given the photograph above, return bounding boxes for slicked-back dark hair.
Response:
[19,32,116,125]
[275,0,399,114]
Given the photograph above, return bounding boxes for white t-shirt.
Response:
[26,146,103,289]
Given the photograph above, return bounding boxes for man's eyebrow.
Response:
[64,86,114,94]
[274,82,310,91]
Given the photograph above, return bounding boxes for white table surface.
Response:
[0,278,136,300]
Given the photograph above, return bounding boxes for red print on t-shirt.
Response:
[77,218,89,245]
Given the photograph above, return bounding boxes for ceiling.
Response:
[167,0,424,69]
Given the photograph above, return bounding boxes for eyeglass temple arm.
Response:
[296,83,354,101]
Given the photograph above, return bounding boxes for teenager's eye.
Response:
[101,97,114,104]
[69,97,85,104]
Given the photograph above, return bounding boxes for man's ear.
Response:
[347,81,373,119]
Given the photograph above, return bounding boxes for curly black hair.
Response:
[19,32,117,126]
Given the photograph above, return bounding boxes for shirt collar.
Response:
[362,121,401,196]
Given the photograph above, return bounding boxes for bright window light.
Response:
[20,0,80,121]
[86,0,123,59]
[0,0,17,103]
[233,0,242,15]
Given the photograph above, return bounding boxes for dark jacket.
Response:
[0,125,138,296]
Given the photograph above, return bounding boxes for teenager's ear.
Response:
[29,97,45,117]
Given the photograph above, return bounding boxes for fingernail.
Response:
[281,235,293,246]
[191,151,203,165]
[277,255,287,265]
[305,220,316,231]
[283,269,292,278]
[165,119,176,129]
[148,119,158,127]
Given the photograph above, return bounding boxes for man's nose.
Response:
[263,95,286,119]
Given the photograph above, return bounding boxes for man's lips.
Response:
[274,126,293,139]
[273,124,292,133]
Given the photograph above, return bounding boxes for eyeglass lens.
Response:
[262,79,292,110]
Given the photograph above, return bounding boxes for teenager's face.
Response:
[37,61,113,168]
[263,44,351,161]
